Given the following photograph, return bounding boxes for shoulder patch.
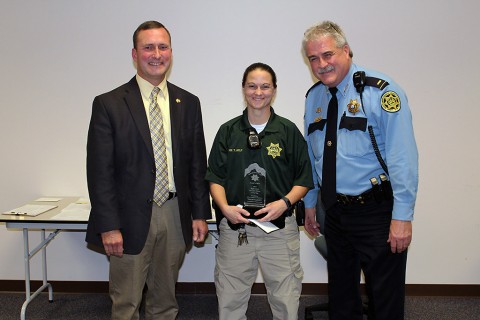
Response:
[305,81,323,98]
[381,91,401,113]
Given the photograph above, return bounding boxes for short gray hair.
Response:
[302,21,353,58]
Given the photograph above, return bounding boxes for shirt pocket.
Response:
[338,116,371,157]
[307,120,326,160]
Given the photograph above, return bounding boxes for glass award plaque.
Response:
[243,163,266,218]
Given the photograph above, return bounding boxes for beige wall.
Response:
[1,0,479,284]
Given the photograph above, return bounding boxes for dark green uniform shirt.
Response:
[206,108,313,225]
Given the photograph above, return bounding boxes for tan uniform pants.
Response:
[215,216,303,320]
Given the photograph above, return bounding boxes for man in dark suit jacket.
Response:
[86,21,211,320]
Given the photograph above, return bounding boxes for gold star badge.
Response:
[266,143,282,159]
[176,98,181,103]
[314,116,323,122]
[316,107,322,113]
[347,99,361,115]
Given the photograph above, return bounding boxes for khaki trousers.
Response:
[109,198,186,320]
[215,216,303,320]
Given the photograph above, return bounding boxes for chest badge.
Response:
[316,107,322,113]
[266,143,283,159]
[347,99,361,115]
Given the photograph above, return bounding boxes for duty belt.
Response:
[336,188,376,206]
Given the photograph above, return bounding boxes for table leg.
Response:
[20,229,59,320]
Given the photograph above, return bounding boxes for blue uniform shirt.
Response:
[304,63,418,221]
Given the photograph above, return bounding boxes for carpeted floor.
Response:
[1,292,479,319]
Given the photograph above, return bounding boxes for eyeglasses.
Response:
[245,83,274,92]
[308,49,339,63]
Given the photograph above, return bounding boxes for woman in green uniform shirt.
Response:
[206,62,313,320]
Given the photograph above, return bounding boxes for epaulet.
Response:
[305,81,323,98]
[364,76,389,90]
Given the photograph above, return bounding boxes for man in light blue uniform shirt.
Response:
[302,21,418,320]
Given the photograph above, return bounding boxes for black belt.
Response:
[285,207,294,217]
[167,192,177,200]
[336,188,375,206]
[246,207,294,227]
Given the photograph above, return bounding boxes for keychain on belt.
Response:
[238,227,248,246]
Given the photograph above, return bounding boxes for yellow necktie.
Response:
[149,87,169,205]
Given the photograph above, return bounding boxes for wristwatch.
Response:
[281,196,292,211]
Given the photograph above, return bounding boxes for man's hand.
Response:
[101,230,124,257]
[192,219,209,243]
[388,220,412,253]
[303,207,320,237]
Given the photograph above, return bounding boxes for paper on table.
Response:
[50,201,91,221]
[35,197,62,202]
[2,204,58,217]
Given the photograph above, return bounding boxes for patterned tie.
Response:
[322,87,338,210]
[149,87,169,206]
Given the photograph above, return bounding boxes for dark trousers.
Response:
[325,199,407,320]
